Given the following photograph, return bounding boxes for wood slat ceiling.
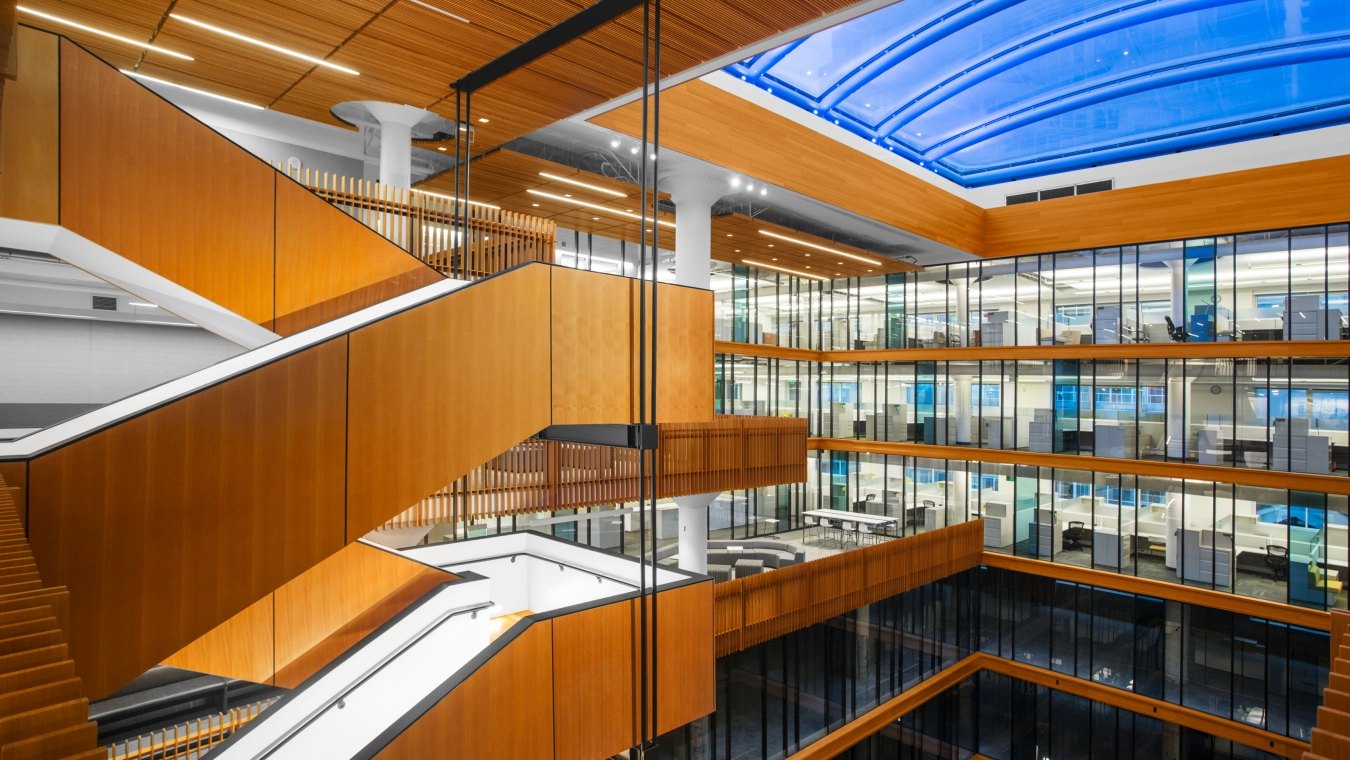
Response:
[417,150,917,277]
[17,0,867,150]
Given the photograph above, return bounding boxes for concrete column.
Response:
[332,100,454,190]
[674,492,717,575]
[953,280,973,443]
[662,171,727,289]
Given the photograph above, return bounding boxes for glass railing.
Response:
[714,223,1350,349]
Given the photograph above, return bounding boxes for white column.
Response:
[360,102,438,190]
[674,492,717,575]
[663,171,727,289]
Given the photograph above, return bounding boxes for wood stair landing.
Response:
[0,475,99,760]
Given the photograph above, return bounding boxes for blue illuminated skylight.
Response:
[726,0,1350,187]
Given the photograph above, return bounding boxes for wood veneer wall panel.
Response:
[346,265,552,539]
[632,281,715,425]
[374,620,554,760]
[26,339,349,698]
[0,27,57,223]
[592,81,985,256]
[714,522,984,657]
[273,179,443,336]
[58,40,276,325]
[161,595,275,685]
[552,600,637,760]
[985,155,1350,258]
[162,543,452,687]
[551,267,633,424]
[271,543,446,684]
[648,581,716,736]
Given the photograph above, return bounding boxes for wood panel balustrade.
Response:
[381,416,808,530]
[275,165,556,280]
[1304,610,1350,760]
[713,521,984,657]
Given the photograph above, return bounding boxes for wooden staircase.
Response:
[1305,610,1350,759]
[0,471,100,760]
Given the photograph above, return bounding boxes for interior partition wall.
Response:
[714,223,1350,349]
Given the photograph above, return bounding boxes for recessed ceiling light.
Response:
[406,0,471,24]
[591,216,599,221]
[734,249,741,253]
[630,146,639,154]
[477,117,489,123]
[768,244,774,247]
[120,70,263,109]
[610,140,621,148]
[758,229,883,267]
[725,233,733,237]
[538,171,626,197]
[526,189,675,228]
[531,203,540,207]
[742,258,827,281]
[770,257,776,261]
[129,301,158,308]
[20,6,193,60]
[437,146,447,151]
[171,14,359,75]
[563,193,572,197]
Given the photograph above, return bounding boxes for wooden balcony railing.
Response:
[381,416,808,529]
[276,165,555,279]
[104,699,276,760]
[713,521,984,657]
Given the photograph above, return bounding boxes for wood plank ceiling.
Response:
[417,149,918,277]
[16,0,871,151]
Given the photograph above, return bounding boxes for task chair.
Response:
[1064,521,1087,551]
[1164,316,1189,343]
[1264,545,1288,581]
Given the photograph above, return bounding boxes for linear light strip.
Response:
[757,229,883,266]
[414,189,500,209]
[120,70,265,110]
[170,13,359,75]
[538,172,628,198]
[18,6,193,60]
[406,0,471,25]
[741,258,830,282]
[526,189,675,228]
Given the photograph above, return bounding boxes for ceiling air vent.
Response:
[91,296,118,311]
[1006,179,1114,206]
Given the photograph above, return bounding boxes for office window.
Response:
[971,473,999,491]
[1055,384,1093,411]
[1311,390,1349,431]
[1095,386,1136,412]
[972,383,1000,407]
[1140,386,1166,413]
[1257,503,1348,528]
[1055,303,1093,326]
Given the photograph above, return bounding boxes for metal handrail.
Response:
[251,598,495,759]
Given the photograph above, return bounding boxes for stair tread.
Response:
[0,721,96,760]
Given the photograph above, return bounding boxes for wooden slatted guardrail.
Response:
[1304,610,1350,759]
[382,416,808,529]
[276,165,555,279]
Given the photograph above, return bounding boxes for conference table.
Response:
[802,509,898,547]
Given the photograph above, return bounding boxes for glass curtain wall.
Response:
[720,354,1350,477]
[714,223,1350,348]
[802,451,1348,610]
[655,567,1327,759]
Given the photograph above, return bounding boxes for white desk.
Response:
[802,509,898,527]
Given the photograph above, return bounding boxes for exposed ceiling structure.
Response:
[14,0,874,151]
[725,0,1350,187]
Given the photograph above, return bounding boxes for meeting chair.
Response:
[1164,316,1189,342]
[803,514,819,543]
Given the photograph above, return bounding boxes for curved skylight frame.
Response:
[725,0,1350,187]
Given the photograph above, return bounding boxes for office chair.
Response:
[1164,316,1188,342]
[1265,545,1288,582]
[1064,521,1087,551]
